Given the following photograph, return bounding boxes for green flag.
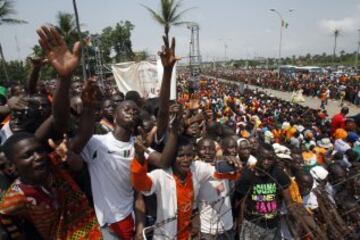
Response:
[282,20,289,29]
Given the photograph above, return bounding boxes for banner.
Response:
[111,60,176,100]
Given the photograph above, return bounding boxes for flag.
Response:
[282,20,289,29]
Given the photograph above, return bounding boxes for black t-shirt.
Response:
[234,166,291,229]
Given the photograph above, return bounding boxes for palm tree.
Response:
[54,6,86,80]
[142,0,194,40]
[54,12,77,46]
[0,0,26,25]
[0,0,26,85]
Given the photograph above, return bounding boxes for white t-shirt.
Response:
[81,132,135,226]
[198,178,233,234]
[142,161,215,240]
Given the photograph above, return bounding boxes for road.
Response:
[209,76,359,117]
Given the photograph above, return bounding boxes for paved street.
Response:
[212,77,359,117]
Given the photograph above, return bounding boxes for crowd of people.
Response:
[206,69,360,107]
[0,25,359,240]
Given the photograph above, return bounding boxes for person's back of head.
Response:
[341,107,349,116]
[125,91,143,107]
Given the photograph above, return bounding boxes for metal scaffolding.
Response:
[187,23,201,76]
[93,37,105,81]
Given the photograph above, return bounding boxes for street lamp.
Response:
[218,38,231,64]
[270,8,294,67]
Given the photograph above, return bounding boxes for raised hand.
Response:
[7,96,28,111]
[48,134,69,162]
[81,78,103,109]
[134,126,148,164]
[36,25,81,79]
[159,35,179,69]
[169,103,183,133]
[29,57,48,69]
[224,156,243,172]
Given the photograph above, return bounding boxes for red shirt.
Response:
[331,113,346,134]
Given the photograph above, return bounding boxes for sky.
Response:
[1,0,360,63]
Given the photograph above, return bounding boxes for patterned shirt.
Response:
[0,153,102,240]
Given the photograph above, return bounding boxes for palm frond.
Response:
[0,17,26,24]
[0,0,16,16]
[170,7,195,23]
[161,0,172,22]
[142,0,194,36]
[172,21,195,26]
[169,0,184,20]
[141,4,166,25]
[0,0,26,25]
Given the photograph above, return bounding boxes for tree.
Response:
[0,0,26,25]
[0,0,27,85]
[54,12,77,46]
[99,21,135,63]
[133,51,149,62]
[0,60,29,85]
[142,0,193,40]
[30,45,58,80]
[112,21,134,62]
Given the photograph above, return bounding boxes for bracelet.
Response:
[144,147,155,159]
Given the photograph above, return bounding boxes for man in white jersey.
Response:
[80,100,142,239]
[77,36,179,240]
[196,137,236,239]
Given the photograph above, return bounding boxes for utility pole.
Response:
[72,0,87,81]
[270,8,294,68]
[218,38,231,65]
[333,29,339,63]
[356,29,360,68]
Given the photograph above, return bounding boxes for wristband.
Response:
[144,147,155,159]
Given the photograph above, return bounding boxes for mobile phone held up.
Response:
[215,159,236,174]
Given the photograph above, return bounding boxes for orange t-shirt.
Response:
[174,173,194,240]
[286,127,297,140]
[272,129,283,143]
[313,147,327,165]
[131,159,194,240]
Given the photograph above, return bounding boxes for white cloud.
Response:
[318,17,359,33]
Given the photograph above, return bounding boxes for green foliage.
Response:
[142,0,194,38]
[231,51,360,68]
[99,21,135,63]
[133,51,149,62]
[0,0,27,25]
[0,60,29,85]
[0,59,59,86]
[54,12,78,46]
